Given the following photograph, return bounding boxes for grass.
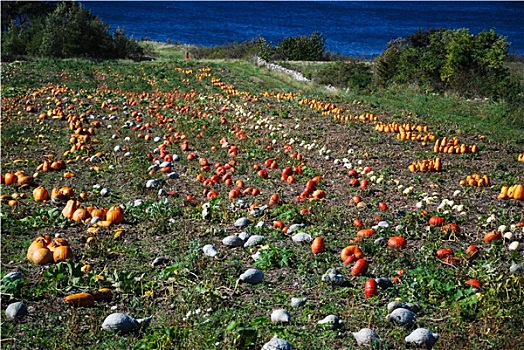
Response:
[1,42,523,349]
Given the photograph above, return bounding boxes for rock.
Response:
[317,314,344,329]
[3,271,22,281]
[145,179,159,189]
[256,221,267,228]
[291,232,312,243]
[202,244,219,257]
[321,268,344,285]
[202,202,211,220]
[270,309,290,323]
[239,268,264,284]
[387,301,408,313]
[5,301,27,319]
[222,235,245,247]
[405,328,439,349]
[510,263,523,274]
[385,308,416,327]
[287,223,305,233]
[238,231,250,241]
[166,172,179,179]
[101,313,151,333]
[100,188,110,197]
[352,328,381,346]
[262,335,294,350]
[249,205,268,216]
[133,199,144,207]
[234,217,251,228]
[244,235,265,247]
[290,297,306,308]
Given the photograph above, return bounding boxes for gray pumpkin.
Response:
[405,328,439,349]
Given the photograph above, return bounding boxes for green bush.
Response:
[314,60,372,90]
[1,2,145,61]
[274,32,326,61]
[374,28,522,103]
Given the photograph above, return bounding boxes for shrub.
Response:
[1,2,145,61]
[314,60,372,90]
[374,28,522,103]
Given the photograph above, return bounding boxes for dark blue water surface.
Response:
[81,1,524,57]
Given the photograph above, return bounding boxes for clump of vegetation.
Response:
[375,28,523,103]
[1,1,146,61]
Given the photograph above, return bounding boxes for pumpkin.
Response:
[484,230,502,243]
[498,186,509,200]
[62,199,77,219]
[436,248,453,259]
[72,208,89,223]
[106,205,124,224]
[465,245,479,259]
[311,237,325,254]
[90,207,107,219]
[64,292,95,307]
[351,258,369,276]
[465,279,481,290]
[387,236,407,248]
[59,186,75,199]
[91,288,113,302]
[32,247,53,265]
[17,174,33,187]
[441,223,460,237]
[341,245,364,262]
[268,194,279,206]
[364,278,378,298]
[53,245,73,263]
[514,184,524,200]
[33,186,49,201]
[4,172,18,185]
[27,237,46,262]
[356,229,376,238]
[428,216,445,226]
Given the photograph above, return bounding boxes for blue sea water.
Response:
[81,1,524,58]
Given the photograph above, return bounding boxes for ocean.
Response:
[81,1,524,58]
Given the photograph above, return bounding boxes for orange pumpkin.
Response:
[351,258,369,276]
[64,292,95,307]
[364,278,378,298]
[387,236,407,248]
[484,230,502,243]
[33,186,49,201]
[72,208,89,223]
[4,172,18,185]
[32,248,53,265]
[311,237,325,254]
[428,216,445,226]
[436,248,453,259]
[53,245,73,262]
[27,237,46,262]
[356,229,376,238]
[106,205,124,224]
[62,199,77,219]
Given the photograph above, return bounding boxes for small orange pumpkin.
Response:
[64,292,95,307]
[364,278,378,298]
[484,230,502,243]
[32,247,53,265]
[429,216,445,226]
[311,237,325,254]
[62,199,77,219]
[27,237,46,262]
[4,172,18,185]
[436,248,453,259]
[356,228,376,238]
[53,245,73,262]
[387,236,407,248]
[72,208,89,223]
[33,186,49,202]
[351,258,369,276]
[106,205,124,224]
